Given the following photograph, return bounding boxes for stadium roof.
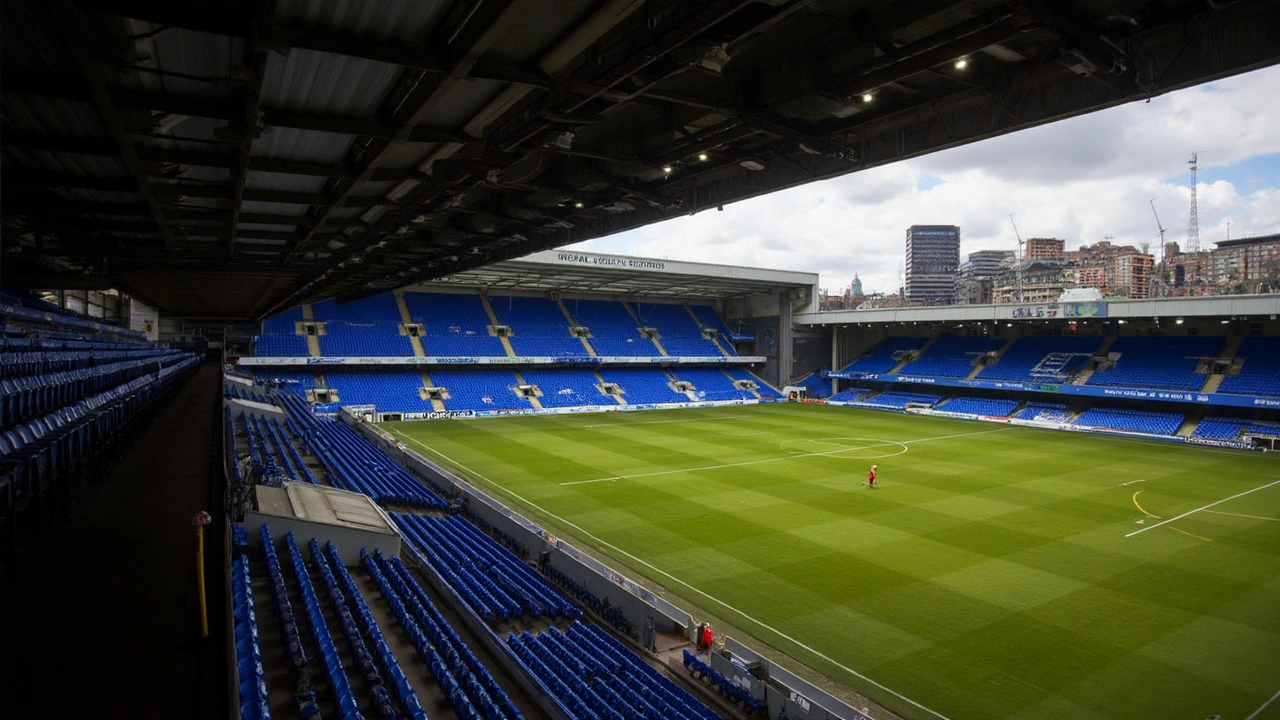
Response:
[416,249,818,302]
[4,0,1279,319]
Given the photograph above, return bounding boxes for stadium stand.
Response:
[934,397,1020,417]
[854,391,943,409]
[977,335,1102,382]
[489,295,588,357]
[309,295,414,357]
[1217,336,1280,396]
[725,367,781,398]
[517,369,608,408]
[562,298,661,357]
[1086,336,1223,391]
[430,368,534,412]
[839,336,931,374]
[669,367,756,401]
[1073,407,1184,435]
[403,292,508,357]
[599,367,690,405]
[688,304,739,355]
[322,370,434,414]
[897,336,1006,378]
[254,306,310,357]
[231,555,271,720]
[1192,416,1280,439]
[1011,402,1071,422]
[508,622,720,720]
[827,388,869,403]
[635,302,723,356]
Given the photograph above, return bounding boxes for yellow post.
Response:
[193,510,211,638]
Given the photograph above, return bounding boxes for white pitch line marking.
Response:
[1126,478,1280,537]
[384,426,955,720]
[1246,688,1280,720]
[560,476,619,486]
[1204,509,1280,522]
[1119,479,1146,486]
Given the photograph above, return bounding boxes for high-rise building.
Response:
[1025,237,1065,261]
[957,250,1015,304]
[905,225,960,304]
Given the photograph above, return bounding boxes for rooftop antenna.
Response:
[1009,214,1024,303]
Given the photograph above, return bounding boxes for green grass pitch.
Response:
[383,403,1280,720]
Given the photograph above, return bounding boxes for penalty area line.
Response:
[1126,478,1280,538]
[1246,689,1280,720]
[560,477,619,486]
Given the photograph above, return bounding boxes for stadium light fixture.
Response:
[1175,317,1184,324]
[954,57,968,70]
[861,92,873,103]
[662,165,673,174]
[698,152,709,161]
[574,201,584,209]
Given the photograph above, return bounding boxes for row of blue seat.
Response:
[308,538,411,720]
[2,354,186,432]
[231,555,272,720]
[363,548,523,720]
[0,347,181,379]
[509,622,720,720]
[260,526,310,676]
[319,541,428,720]
[394,513,579,622]
[282,531,364,720]
[278,389,445,508]
[226,383,277,405]
[852,391,942,409]
[683,649,764,715]
[543,565,628,635]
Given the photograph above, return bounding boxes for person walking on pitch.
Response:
[866,464,877,489]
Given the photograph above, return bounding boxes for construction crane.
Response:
[1150,199,1169,298]
[1009,214,1024,303]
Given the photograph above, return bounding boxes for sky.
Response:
[564,64,1280,296]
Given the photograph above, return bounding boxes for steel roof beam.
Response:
[0,131,118,156]
[228,0,279,252]
[43,1,179,247]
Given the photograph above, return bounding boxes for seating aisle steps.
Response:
[1071,336,1115,385]
[888,336,936,374]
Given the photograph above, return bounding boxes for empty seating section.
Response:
[841,336,930,374]
[977,335,1102,382]
[935,397,1019,417]
[635,302,722,356]
[1192,417,1280,439]
[363,549,523,720]
[1087,336,1222,391]
[404,292,507,357]
[827,389,869,403]
[508,622,720,720]
[563,299,660,357]
[1012,403,1070,422]
[670,368,755,401]
[489,295,587,357]
[251,368,319,391]
[278,389,446,508]
[323,371,434,414]
[1218,336,1280,396]
[599,368,689,405]
[311,296,413,357]
[225,383,276,405]
[518,369,606,408]
[430,369,532,412]
[854,391,942,409]
[1073,407,1184,435]
[282,531,363,720]
[724,367,781,397]
[684,649,765,715]
[255,306,310,357]
[393,513,579,622]
[231,555,271,720]
[689,304,738,355]
[898,336,1005,378]
[236,411,318,485]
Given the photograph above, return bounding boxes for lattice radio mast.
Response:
[1187,152,1200,253]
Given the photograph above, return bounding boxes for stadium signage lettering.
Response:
[555,252,667,270]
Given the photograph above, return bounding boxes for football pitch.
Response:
[383,403,1280,720]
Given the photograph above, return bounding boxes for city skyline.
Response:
[565,64,1280,297]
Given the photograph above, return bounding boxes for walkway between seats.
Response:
[0,361,223,719]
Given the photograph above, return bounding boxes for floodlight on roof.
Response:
[862,93,873,103]
[698,152,708,161]
[662,165,673,174]
[954,57,968,70]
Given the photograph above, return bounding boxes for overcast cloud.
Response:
[565,65,1280,296]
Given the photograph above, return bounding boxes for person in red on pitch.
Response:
[867,464,877,488]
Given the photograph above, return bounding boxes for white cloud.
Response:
[566,64,1280,296]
